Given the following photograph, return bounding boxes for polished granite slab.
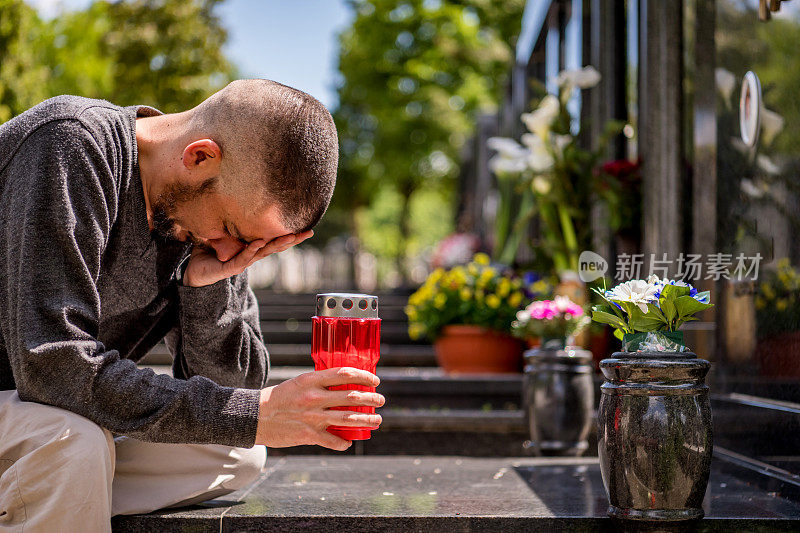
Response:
[112,456,800,532]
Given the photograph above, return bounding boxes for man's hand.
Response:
[255,367,385,451]
[183,230,313,287]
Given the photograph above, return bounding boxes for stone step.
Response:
[111,456,800,532]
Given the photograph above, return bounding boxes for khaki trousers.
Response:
[0,390,266,533]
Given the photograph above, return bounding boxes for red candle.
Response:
[311,293,381,441]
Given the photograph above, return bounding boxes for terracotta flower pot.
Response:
[434,325,524,374]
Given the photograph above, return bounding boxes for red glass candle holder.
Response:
[311,293,381,441]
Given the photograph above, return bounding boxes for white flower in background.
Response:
[521,133,555,173]
[760,107,785,146]
[487,137,530,174]
[756,154,781,175]
[606,279,659,313]
[552,134,572,156]
[521,94,560,140]
[529,153,555,173]
[715,68,736,105]
[553,295,573,313]
[740,178,765,198]
[532,175,552,194]
[556,66,601,90]
[487,137,527,158]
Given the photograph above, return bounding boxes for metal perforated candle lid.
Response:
[315,293,379,319]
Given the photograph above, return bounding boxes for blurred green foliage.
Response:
[332,0,525,282]
[0,0,50,122]
[0,0,234,122]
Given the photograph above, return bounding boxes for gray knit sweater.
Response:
[0,96,268,447]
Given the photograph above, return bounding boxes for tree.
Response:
[333,0,525,283]
[0,0,50,122]
[43,0,235,112]
[1,0,235,124]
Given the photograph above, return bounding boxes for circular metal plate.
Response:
[315,293,379,318]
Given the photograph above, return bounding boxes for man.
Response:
[0,79,384,531]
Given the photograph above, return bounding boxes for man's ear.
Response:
[182,139,222,173]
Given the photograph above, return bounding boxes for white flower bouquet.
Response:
[591,276,714,352]
[486,65,625,271]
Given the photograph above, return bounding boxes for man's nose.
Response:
[207,237,244,262]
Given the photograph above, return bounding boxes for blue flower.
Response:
[693,291,710,304]
[522,271,541,285]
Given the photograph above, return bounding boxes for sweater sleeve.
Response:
[0,120,260,447]
[166,270,269,389]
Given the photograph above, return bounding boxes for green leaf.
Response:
[645,303,667,322]
[659,290,677,328]
[661,284,691,298]
[591,310,630,332]
[628,310,667,332]
[674,296,713,318]
[613,328,624,341]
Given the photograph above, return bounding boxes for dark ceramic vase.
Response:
[598,351,712,521]
[523,345,594,456]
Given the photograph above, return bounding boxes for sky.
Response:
[26,0,353,109]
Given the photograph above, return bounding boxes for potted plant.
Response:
[405,253,528,373]
[590,276,715,522]
[513,297,594,456]
[755,258,800,377]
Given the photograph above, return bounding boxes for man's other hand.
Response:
[183,230,313,287]
[255,367,385,451]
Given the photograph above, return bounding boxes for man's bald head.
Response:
[189,79,338,233]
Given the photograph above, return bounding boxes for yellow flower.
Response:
[477,268,495,289]
[760,282,775,300]
[755,296,766,310]
[475,289,485,301]
[460,288,472,301]
[434,293,447,309]
[532,280,549,294]
[776,298,788,312]
[486,294,500,309]
[497,278,511,297]
[468,263,479,276]
[473,253,490,266]
[429,268,445,284]
[408,323,425,340]
[509,291,523,308]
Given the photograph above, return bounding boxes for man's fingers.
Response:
[315,367,381,388]
[226,240,265,271]
[247,231,315,265]
[322,390,385,408]
[328,410,382,428]
[315,431,352,451]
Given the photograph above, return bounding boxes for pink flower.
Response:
[522,298,583,321]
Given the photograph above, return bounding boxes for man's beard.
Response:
[150,178,217,244]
